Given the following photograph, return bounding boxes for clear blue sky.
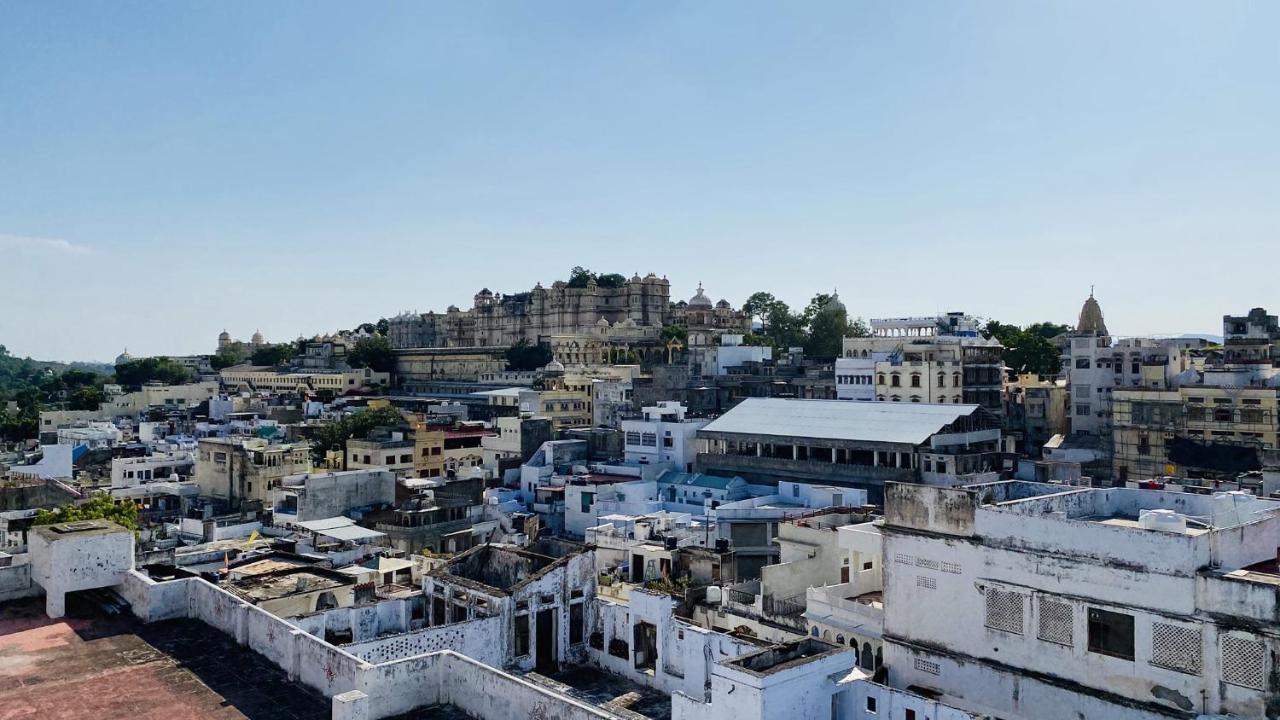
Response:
[2,2,1276,361]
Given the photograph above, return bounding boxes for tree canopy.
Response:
[347,335,395,373]
[566,266,627,289]
[113,357,192,387]
[741,291,869,358]
[983,320,1068,377]
[309,405,407,464]
[505,340,553,371]
[251,344,295,367]
[34,492,139,531]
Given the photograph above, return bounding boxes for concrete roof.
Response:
[700,397,981,445]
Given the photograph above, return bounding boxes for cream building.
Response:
[219,365,389,394]
[194,436,312,508]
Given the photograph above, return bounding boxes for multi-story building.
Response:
[480,415,553,472]
[1111,307,1280,482]
[696,397,1006,503]
[1003,373,1070,454]
[837,313,1004,415]
[347,432,417,478]
[193,436,311,508]
[387,273,672,349]
[621,401,708,471]
[218,365,388,395]
[882,480,1280,720]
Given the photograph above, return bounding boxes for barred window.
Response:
[914,658,940,675]
[916,576,936,590]
[1151,622,1201,675]
[1221,634,1266,690]
[985,587,1025,635]
[1037,597,1073,647]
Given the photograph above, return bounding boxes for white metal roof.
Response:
[295,517,356,532]
[699,398,981,445]
[315,524,386,543]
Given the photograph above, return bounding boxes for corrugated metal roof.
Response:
[699,398,981,445]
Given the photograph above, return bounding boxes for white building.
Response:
[622,401,708,471]
[837,312,1003,413]
[881,479,1280,719]
[110,450,195,488]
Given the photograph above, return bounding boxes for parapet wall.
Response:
[113,571,612,720]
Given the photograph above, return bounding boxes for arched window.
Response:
[810,627,820,638]
[910,373,921,388]
[890,395,901,402]
[822,630,832,641]
[861,642,874,670]
[877,374,885,386]
[937,372,946,387]
[953,372,961,387]
[835,634,845,645]
[891,374,901,387]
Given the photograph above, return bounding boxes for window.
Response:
[514,614,530,656]
[625,431,641,445]
[663,436,673,448]
[1151,622,1201,675]
[569,603,584,645]
[891,374,901,387]
[937,372,946,387]
[985,587,1024,635]
[1221,634,1266,689]
[905,711,917,720]
[1087,608,1135,660]
[1076,404,1090,416]
[580,491,594,513]
[914,657,940,675]
[1076,358,1091,369]
[910,374,921,388]
[1037,597,1073,646]
[866,695,877,713]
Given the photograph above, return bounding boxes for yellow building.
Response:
[219,365,389,394]
[1113,386,1279,482]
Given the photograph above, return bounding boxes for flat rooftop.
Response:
[227,567,352,603]
[700,397,988,445]
[0,596,328,720]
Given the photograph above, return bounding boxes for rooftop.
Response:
[699,397,989,445]
[0,597,329,720]
[226,566,354,603]
[433,544,566,595]
[725,638,844,676]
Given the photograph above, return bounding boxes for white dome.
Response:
[114,349,133,365]
[251,330,265,344]
[689,282,713,307]
[544,359,565,374]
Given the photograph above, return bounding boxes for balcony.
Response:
[696,452,914,486]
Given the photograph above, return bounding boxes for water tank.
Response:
[1212,491,1254,527]
[715,538,730,553]
[664,536,679,551]
[705,586,723,604]
[1138,509,1187,534]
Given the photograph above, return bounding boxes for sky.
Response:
[1,2,1276,362]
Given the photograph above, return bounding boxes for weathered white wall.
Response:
[345,615,503,666]
[0,555,37,601]
[29,524,133,617]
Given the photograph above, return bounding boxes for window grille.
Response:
[914,658,940,675]
[1151,622,1201,675]
[1037,597,1073,646]
[1221,634,1266,690]
[985,587,1024,635]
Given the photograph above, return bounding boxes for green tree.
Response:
[660,325,688,344]
[34,492,139,531]
[505,340,553,371]
[983,320,1066,377]
[804,294,849,359]
[251,343,295,367]
[68,386,104,411]
[567,266,594,288]
[210,345,246,370]
[309,405,406,464]
[742,292,779,322]
[113,357,191,387]
[375,318,390,336]
[348,335,396,373]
